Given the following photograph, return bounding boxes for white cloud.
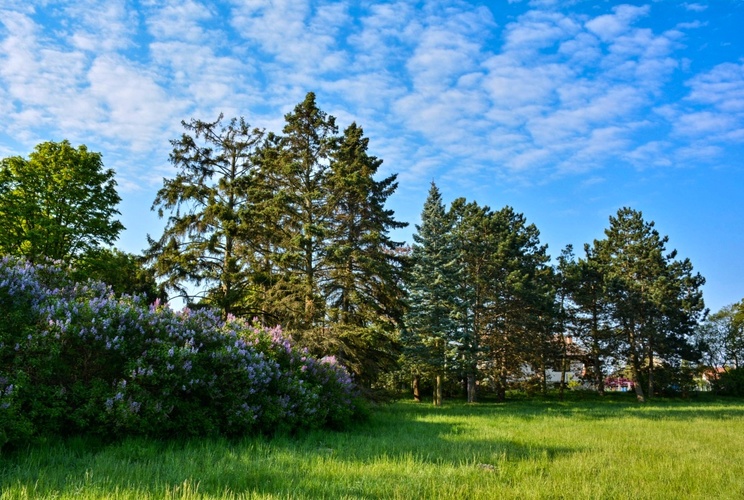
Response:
[585,4,650,42]
[144,0,218,43]
[503,10,581,53]
[1,0,742,194]
[663,61,744,150]
[86,55,188,149]
[61,0,138,52]
[685,61,744,113]
[683,3,708,12]
[228,0,349,74]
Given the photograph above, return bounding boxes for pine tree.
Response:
[146,115,264,316]
[556,244,615,394]
[449,198,492,403]
[479,206,552,401]
[593,207,706,401]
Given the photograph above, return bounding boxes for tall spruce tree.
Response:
[404,182,458,405]
[449,198,493,403]
[251,93,407,385]
[252,93,338,334]
[323,123,408,383]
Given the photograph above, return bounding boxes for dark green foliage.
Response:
[322,123,408,384]
[403,183,458,405]
[149,94,407,386]
[476,205,553,401]
[713,368,744,396]
[251,93,339,332]
[72,248,166,304]
[403,187,555,404]
[556,245,616,394]
[147,115,264,317]
[591,208,706,401]
[0,140,124,262]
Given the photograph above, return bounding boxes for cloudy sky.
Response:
[1,0,742,312]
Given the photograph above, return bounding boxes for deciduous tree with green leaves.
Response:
[0,140,123,262]
[696,300,744,371]
[73,248,166,304]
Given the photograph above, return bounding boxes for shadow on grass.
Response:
[0,407,579,498]
[3,396,744,497]
[393,392,744,422]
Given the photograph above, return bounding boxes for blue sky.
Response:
[0,0,742,313]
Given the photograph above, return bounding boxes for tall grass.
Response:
[2,394,744,499]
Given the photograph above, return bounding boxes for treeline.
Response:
[1,92,738,404]
[405,184,707,404]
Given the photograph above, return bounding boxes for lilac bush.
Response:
[0,257,363,449]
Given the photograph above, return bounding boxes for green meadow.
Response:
[2,395,743,499]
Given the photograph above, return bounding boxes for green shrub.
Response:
[0,257,362,450]
[713,368,744,396]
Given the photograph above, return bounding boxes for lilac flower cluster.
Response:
[0,257,362,448]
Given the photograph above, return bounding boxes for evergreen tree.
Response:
[404,182,458,405]
[323,123,408,383]
[252,94,408,385]
[557,244,616,394]
[146,115,264,316]
[449,198,492,402]
[593,207,706,401]
[252,92,338,333]
[479,206,552,401]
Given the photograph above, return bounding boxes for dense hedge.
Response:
[712,368,744,396]
[0,257,363,449]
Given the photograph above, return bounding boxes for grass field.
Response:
[2,394,744,499]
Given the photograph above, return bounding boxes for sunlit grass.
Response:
[3,394,744,499]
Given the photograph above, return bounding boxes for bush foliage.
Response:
[713,367,744,396]
[0,257,363,449]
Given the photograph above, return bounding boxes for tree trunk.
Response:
[497,361,508,402]
[647,342,654,399]
[559,355,566,401]
[467,372,476,403]
[413,375,421,402]
[630,349,646,402]
[628,324,646,402]
[434,373,443,406]
[540,356,548,395]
